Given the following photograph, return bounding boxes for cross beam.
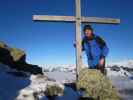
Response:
[32,0,120,81]
[33,15,120,24]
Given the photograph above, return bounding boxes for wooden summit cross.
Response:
[32,0,120,80]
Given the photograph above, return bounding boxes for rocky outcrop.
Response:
[0,42,42,74]
[16,74,64,100]
[45,84,64,100]
[76,68,120,100]
[110,65,120,72]
[0,42,25,63]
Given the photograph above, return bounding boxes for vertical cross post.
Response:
[75,0,82,80]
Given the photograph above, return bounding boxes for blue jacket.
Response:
[82,34,109,68]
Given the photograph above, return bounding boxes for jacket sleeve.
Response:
[100,43,109,58]
[95,35,109,58]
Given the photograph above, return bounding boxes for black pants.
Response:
[90,59,106,75]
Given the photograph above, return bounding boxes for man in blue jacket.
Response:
[81,25,109,74]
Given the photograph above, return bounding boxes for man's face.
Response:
[84,29,93,38]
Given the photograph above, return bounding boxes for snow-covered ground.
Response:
[0,63,80,100]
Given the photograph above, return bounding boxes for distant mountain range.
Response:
[106,60,133,77]
[42,60,133,77]
[42,64,76,73]
[107,59,133,68]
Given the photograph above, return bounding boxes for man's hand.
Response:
[99,58,105,66]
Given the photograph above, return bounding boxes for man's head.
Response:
[83,25,93,38]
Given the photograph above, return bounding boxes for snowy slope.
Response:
[0,63,62,100]
[0,63,80,100]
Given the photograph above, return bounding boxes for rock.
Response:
[0,46,14,66]
[0,41,8,48]
[16,89,37,100]
[76,68,120,100]
[16,74,64,100]
[0,42,25,62]
[45,85,63,100]
[9,48,26,62]
[14,62,43,75]
[45,84,64,97]
[30,74,49,83]
[0,41,42,74]
[110,65,120,72]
